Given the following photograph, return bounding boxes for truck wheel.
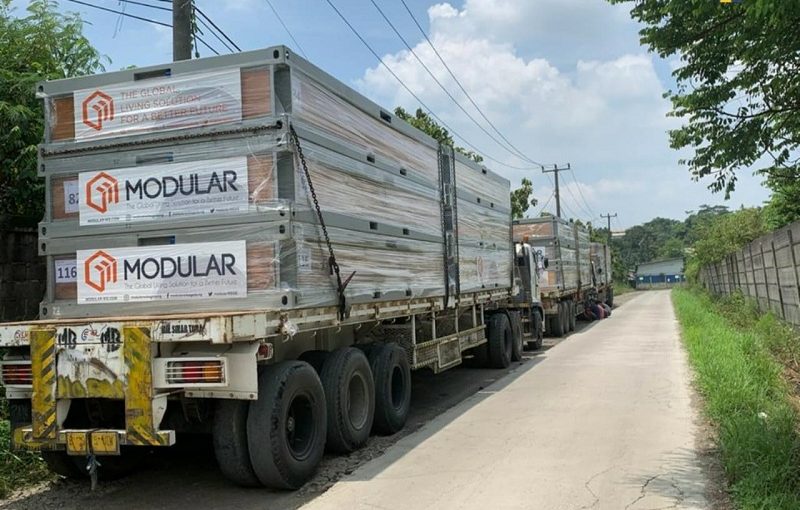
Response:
[320,348,375,453]
[214,400,260,487]
[247,361,327,490]
[487,313,512,368]
[549,305,563,337]
[509,312,524,362]
[526,310,544,351]
[606,288,615,308]
[568,301,577,332]
[369,343,411,435]
[41,451,84,479]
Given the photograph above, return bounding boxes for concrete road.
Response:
[303,290,709,510]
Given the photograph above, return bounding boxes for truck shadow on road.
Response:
[3,317,613,510]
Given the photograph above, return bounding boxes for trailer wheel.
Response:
[568,301,577,332]
[549,304,565,337]
[213,400,261,487]
[606,287,615,308]
[320,348,375,453]
[487,313,512,368]
[369,343,411,435]
[41,451,84,479]
[247,361,327,490]
[526,310,544,351]
[509,312,524,362]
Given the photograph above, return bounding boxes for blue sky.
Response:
[11,0,771,228]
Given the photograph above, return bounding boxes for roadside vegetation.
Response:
[673,288,800,509]
[0,418,52,498]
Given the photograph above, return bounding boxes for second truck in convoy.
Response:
[0,46,609,490]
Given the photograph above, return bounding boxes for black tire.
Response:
[320,348,375,454]
[299,350,329,374]
[526,309,544,351]
[247,361,327,490]
[606,287,615,308]
[568,301,577,332]
[487,313,512,368]
[41,451,85,479]
[214,400,261,487]
[368,343,411,435]
[509,312,524,362]
[549,304,565,337]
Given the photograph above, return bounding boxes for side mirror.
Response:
[543,257,550,269]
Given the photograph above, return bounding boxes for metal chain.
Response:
[289,125,353,318]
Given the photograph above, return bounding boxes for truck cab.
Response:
[511,242,545,350]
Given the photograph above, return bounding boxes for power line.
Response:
[324,0,538,172]
[561,176,594,220]
[537,191,556,217]
[116,1,238,54]
[195,6,241,52]
[116,0,170,12]
[569,168,597,219]
[66,0,220,55]
[369,0,540,168]
[397,0,543,168]
[264,0,308,58]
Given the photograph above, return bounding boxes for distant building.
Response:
[635,257,685,288]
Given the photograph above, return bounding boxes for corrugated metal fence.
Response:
[700,220,800,327]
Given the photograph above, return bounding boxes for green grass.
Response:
[0,385,52,498]
[0,419,52,498]
[672,288,800,509]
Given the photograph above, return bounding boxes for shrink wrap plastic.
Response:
[38,48,512,318]
[513,217,596,292]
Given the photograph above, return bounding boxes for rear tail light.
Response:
[1,362,33,386]
[165,359,226,385]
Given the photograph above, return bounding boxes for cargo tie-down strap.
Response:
[290,125,355,320]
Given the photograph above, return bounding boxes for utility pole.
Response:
[541,163,571,218]
[173,0,193,61]
[601,213,618,244]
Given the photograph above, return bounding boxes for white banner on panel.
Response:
[73,69,242,141]
[76,241,247,304]
[78,157,249,225]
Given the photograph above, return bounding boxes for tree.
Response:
[511,178,537,219]
[611,0,800,207]
[0,0,105,218]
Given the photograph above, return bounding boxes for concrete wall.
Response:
[700,220,800,327]
[0,217,45,321]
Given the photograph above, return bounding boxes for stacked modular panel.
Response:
[37,46,510,319]
[512,217,587,293]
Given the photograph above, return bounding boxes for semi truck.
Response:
[513,217,614,337]
[0,47,547,490]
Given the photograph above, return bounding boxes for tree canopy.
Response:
[612,0,800,227]
[0,0,105,217]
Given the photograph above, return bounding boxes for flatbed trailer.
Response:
[513,217,614,337]
[0,46,545,490]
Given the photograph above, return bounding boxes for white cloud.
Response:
[356,0,769,227]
